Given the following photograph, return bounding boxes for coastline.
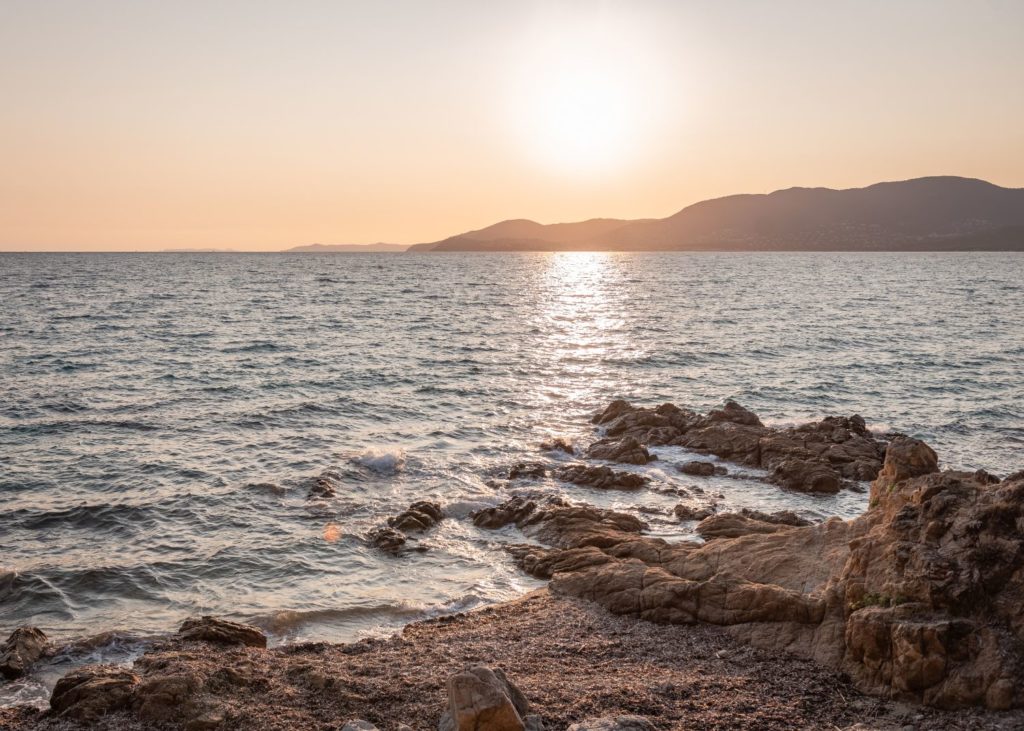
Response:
[5,589,1022,731]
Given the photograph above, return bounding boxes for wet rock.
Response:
[0,626,48,680]
[388,500,444,533]
[586,436,655,465]
[438,665,542,731]
[678,460,716,477]
[473,496,541,530]
[474,497,646,550]
[308,475,337,499]
[554,464,647,490]
[770,459,842,494]
[673,504,714,522]
[50,665,140,722]
[368,526,408,554]
[178,616,267,648]
[540,437,574,454]
[509,462,549,480]
[567,717,657,731]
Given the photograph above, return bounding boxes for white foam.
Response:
[353,446,406,474]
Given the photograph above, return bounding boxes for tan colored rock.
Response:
[50,665,140,722]
[438,665,539,731]
[177,616,267,648]
[554,464,647,490]
[0,626,48,680]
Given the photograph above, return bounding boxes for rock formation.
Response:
[588,400,886,492]
[370,500,444,554]
[49,665,141,722]
[0,627,48,680]
[478,436,1024,709]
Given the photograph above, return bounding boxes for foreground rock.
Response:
[589,400,886,491]
[439,666,543,731]
[49,665,140,722]
[0,627,48,680]
[480,437,1024,709]
[177,616,267,648]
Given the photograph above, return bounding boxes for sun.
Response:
[503,10,670,176]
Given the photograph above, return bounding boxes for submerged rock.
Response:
[673,504,715,522]
[678,460,716,477]
[368,526,408,554]
[388,500,444,533]
[539,437,574,454]
[509,462,549,480]
[50,665,140,722]
[178,616,267,648]
[438,665,543,731]
[554,464,647,490]
[0,626,48,680]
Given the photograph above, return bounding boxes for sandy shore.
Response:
[3,589,1021,731]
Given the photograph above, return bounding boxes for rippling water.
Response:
[1,252,1022,701]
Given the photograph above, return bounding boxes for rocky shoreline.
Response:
[3,399,1022,729]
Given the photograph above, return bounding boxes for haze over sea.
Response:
[2,251,1022,701]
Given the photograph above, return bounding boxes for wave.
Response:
[352,446,406,474]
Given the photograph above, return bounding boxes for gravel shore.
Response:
[4,589,1021,731]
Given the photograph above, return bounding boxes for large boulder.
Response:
[50,665,140,722]
[177,616,267,648]
[0,626,48,680]
[438,666,543,731]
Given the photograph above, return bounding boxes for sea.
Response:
[1,251,1022,705]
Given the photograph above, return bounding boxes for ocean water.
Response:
[1,252,1022,703]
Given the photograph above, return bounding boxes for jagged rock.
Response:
[438,666,542,731]
[307,474,337,499]
[678,460,716,477]
[554,464,647,490]
[474,497,646,551]
[673,504,714,522]
[50,665,140,722]
[368,526,408,553]
[567,717,657,731]
[473,496,542,530]
[540,437,574,454]
[509,462,549,480]
[588,399,886,487]
[586,436,655,465]
[178,616,267,648]
[0,626,48,680]
[389,500,444,532]
[736,508,810,527]
[516,436,1024,709]
[770,459,842,494]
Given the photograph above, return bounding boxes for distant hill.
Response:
[408,177,1024,252]
[284,242,407,252]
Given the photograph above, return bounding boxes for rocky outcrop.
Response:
[553,464,647,490]
[438,666,543,731]
[473,497,646,549]
[585,436,654,465]
[588,400,887,491]
[177,616,267,648]
[388,500,444,533]
[369,500,445,554]
[50,665,140,722]
[0,627,48,680]
[673,504,715,522]
[483,435,1024,709]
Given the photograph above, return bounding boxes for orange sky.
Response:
[2,1,1023,251]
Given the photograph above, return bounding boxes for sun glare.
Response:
[504,10,671,176]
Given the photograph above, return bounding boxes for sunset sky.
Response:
[2,0,1023,251]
